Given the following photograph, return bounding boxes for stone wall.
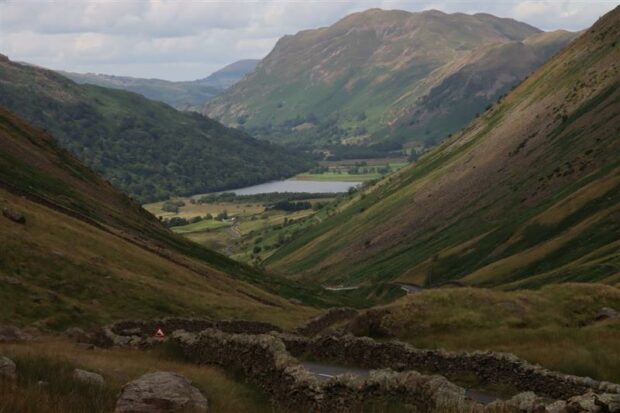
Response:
[275,333,620,400]
[171,329,481,413]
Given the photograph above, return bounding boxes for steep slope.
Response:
[267,6,620,288]
[0,55,311,202]
[205,9,577,153]
[60,59,259,110]
[0,106,327,328]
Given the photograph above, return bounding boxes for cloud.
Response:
[0,0,616,80]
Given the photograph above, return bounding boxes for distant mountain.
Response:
[198,59,260,90]
[0,55,311,202]
[60,59,259,110]
[204,9,577,154]
[267,6,620,288]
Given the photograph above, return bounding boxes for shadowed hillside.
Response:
[0,56,310,202]
[267,6,620,288]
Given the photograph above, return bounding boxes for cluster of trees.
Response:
[0,61,315,203]
[161,200,185,213]
[267,200,312,212]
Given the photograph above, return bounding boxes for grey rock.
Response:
[0,356,17,380]
[73,368,105,386]
[114,371,208,413]
[595,307,619,321]
[0,325,29,342]
[2,207,25,224]
[65,327,90,343]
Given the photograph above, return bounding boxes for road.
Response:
[396,283,424,294]
[301,361,499,405]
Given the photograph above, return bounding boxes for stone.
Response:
[595,307,619,321]
[3,276,22,286]
[0,356,17,380]
[65,327,90,343]
[2,207,25,224]
[0,325,28,342]
[596,393,620,411]
[76,343,96,351]
[73,368,105,386]
[114,371,208,413]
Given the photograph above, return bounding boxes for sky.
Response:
[0,0,617,81]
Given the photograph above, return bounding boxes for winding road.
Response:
[301,361,500,405]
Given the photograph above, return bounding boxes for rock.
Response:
[2,207,25,224]
[3,276,22,286]
[114,371,208,413]
[0,356,17,380]
[565,392,600,412]
[37,380,49,388]
[65,327,90,343]
[596,393,620,411]
[0,325,28,342]
[595,307,619,321]
[73,368,105,386]
[76,343,96,351]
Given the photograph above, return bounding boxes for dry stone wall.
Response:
[275,333,620,400]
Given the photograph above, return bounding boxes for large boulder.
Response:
[114,371,208,413]
[73,368,105,386]
[0,356,17,380]
[0,325,29,342]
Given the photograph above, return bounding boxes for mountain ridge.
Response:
[204,9,577,154]
[266,6,620,288]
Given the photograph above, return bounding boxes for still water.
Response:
[228,179,361,195]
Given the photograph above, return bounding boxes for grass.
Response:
[367,284,620,383]
[0,336,273,413]
[172,219,231,233]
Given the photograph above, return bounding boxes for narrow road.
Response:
[396,283,424,294]
[301,361,500,405]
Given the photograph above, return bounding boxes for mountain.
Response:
[199,59,260,90]
[0,106,320,329]
[60,59,259,110]
[0,55,311,202]
[266,6,620,288]
[204,9,577,154]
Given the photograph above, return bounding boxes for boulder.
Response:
[595,307,619,321]
[114,371,208,413]
[0,325,29,342]
[2,207,25,224]
[65,327,91,343]
[73,368,105,386]
[0,356,17,380]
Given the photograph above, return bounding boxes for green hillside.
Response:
[266,6,620,289]
[205,9,577,154]
[0,55,311,202]
[0,107,403,330]
[60,59,259,110]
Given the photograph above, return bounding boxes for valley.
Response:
[0,3,619,413]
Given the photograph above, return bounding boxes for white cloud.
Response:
[0,0,616,80]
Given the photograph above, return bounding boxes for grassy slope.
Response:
[0,55,311,202]
[205,9,577,149]
[0,107,404,330]
[267,6,620,288]
[346,284,620,383]
[0,336,272,413]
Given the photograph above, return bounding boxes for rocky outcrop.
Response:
[72,368,105,386]
[0,356,17,380]
[114,371,208,413]
[295,307,357,336]
[2,207,25,224]
[0,325,31,342]
[65,327,92,343]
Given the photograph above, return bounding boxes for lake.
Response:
[227,179,361,195]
